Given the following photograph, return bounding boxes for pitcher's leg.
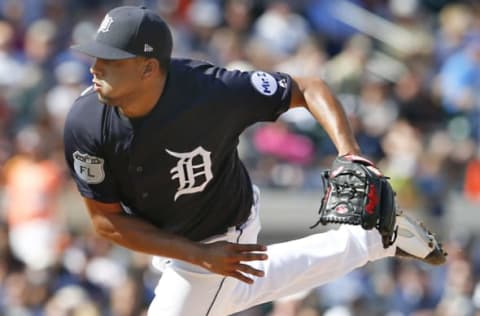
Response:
[227,225,396,314]
[148,260,231,316]
[147,211,261,316]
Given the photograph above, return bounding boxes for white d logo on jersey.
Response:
[73,151,105,184]
[166,146,213,201]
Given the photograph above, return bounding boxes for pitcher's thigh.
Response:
[148,264,230,316]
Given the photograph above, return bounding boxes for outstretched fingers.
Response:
[200,241,269,283]
[229,263,266,284]
[231,243,268,261]
[235,263,265,277]
[230,271,255,284]
[228,243,268,283]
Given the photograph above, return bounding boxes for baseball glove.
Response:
[311,154,397,248]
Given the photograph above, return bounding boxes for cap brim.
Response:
[71,41,136,60]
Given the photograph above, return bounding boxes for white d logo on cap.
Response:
[98,14,114,33]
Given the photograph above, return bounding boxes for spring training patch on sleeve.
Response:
[73,151,105,184]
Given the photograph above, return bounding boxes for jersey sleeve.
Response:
[63,93,120,203]
[210,66,293,127]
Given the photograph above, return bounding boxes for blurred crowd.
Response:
[0,0,480,315]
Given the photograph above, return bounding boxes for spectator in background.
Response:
[436,258,476,316]
[386,0,434,59]
[379,120,423,211]
[223,0,253,37]
[45,60,88,136]
[44,285,101,316]
[209,0,254,66]
[0,0,46,29]
[464,151,480,202]
[275,38,326,78]
[390,263,441,315]
[251,119,315,188]
[433,3,474,69]
[322,34,372,94]
[106,273,149,316]
[183,0,223,61]
[436,32,480,196]
[393,65,444,134]
[3,125,64,270]
[437,33,480,119]
[9,18,58,131]
[0,20,24,90]
[357,73,399,138]
[54,20,98,84]
[252,0,310,63]
[0,20,24,135]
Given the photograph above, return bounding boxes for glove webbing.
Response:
[310,171,399,249]
[310,170,366,228]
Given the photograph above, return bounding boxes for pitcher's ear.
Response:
[142,59,160,77]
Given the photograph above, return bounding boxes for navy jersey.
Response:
[64,59,292,241]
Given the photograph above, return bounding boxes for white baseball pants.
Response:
[148,187,395,315]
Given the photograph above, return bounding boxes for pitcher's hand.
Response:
[195,241,268,284]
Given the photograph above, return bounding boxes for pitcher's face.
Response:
[90,57,146,105]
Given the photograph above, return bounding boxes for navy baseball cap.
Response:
[71,6,172,61]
